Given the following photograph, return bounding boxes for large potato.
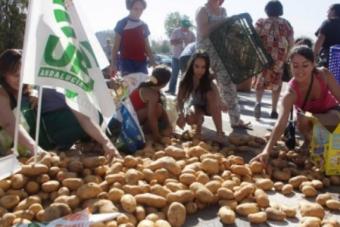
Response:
[76,183,102,200]
[248,211,267,224]
[299,201,325,219]
[167,202,186,227]
[218,206,235,224]
[120,194,137,213]
[135,193,167,208]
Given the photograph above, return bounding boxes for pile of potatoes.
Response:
[0,133,339,227]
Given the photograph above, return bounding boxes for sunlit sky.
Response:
[80,0,338,41]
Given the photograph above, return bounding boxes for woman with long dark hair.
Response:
[176,51,225,141]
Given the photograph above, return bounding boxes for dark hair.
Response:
[289,45,315,63]
[139,65,171,88]
[265,0,283,17]
[295,37,313,48]
[179,51,212,101]
[126,0,147,10]
[0,49,24,96]
[330,4,340,17]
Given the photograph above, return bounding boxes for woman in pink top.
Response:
[251,45,340,165]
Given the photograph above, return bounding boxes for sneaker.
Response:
[270,111,279,119]
[254,103,261,119]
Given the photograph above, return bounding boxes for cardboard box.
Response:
[307,112,340,176]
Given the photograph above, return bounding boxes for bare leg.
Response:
[296,114,313,151]
[315,110,340,132]
[206,90,223,134]
[271,84,282,113]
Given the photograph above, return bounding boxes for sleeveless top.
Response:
[289,73,338,113]
[197,5,227,41]
[130,88,146,111]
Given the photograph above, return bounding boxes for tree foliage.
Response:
[0,0,28,53]
[164,12,192,39]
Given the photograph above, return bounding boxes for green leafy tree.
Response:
[164,12,192,39]
[0,0,28,53]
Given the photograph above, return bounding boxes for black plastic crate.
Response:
[209,13,273,84]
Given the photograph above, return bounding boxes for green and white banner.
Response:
[21,0,115,124]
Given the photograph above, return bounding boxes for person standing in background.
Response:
[314,4,340,68]
[196,0,251,129]
[166,18,196,95]
[253,0,294,119]
[111,0,155,77]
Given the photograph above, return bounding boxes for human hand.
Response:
[110,65,118,78]
[250,151,269,166]
[102,141,122,161]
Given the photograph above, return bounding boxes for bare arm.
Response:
[0,90,36,153]
[251,91,295,163]
[211,80,226,110]
[72,110,121,159]
[196,7,210,39]
[144,37,155,67]
[322,68,340,102]
[314,33,325,58]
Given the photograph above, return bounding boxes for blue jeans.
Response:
[168,57,180,94]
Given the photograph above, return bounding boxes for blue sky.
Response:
[81,0,338,41]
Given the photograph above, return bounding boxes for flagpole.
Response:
[34,86,44,163]
[13,0,34,155]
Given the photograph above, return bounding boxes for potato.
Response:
[189,182,214,204]
[135,205,146,221]
[330,176,340,185]
[179,173,196,186]
[325,199,340,210]
[217,187,234,200]
[255,178,273,191]
[41,203,71,221]
[273,181,283,192]
[137,220,155,227]
[20,163,48,176]
[120,194,137,213]
[299,201,325,219]
[11,174,28,189]
[150,185,171,198]
[301,185,317,197]
[0,195,20,209]
[248,211,267,224]
[230,164,252,176]
[81,156,106,168]
[187,145,208,157]
[281,184,294,195]
[300,217,321,227]
[67,159,83,173]
[200,158,219,175]
[135,193,167,208]
[321,219,340,227]
[288,175,308,188]
[167,202,186,227]
[311,179,323,190]
[280,205,296,218]
[122,156,138,168]
[54,195,80,209]
[105,172,125,184]
[148,157,181,175]
[0,213,16,226]
[249,161,264,174]
[15,196,41,211]
[0,179,11,190]
[254,189,269,208]
[76,183,102,200]
[28,203,43,215]
[316,193,332,206]
[196,171,210,184]
[41,180,60,192]
[154,219,172,227]
[185,202,198,214]
[164,146,186,159]
[272,169,291,181]
[205,180,221,193]
[265,207,286,221]
[236,203,259,216]
[234,183,255,202]
[219,200,238,211]
[62,178,83,191]
[13,210,34,221]
[25,181,40,194]
[166,190,194,203]
[218,206,235,224]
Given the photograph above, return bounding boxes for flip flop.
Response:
[231,121,252,130]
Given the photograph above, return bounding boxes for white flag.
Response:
[21,0,115,124]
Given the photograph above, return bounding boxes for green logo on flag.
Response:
[39,0,99,93]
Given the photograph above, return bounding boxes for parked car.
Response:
[154,54,172,67]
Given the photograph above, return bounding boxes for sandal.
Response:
[231,120,252,130]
